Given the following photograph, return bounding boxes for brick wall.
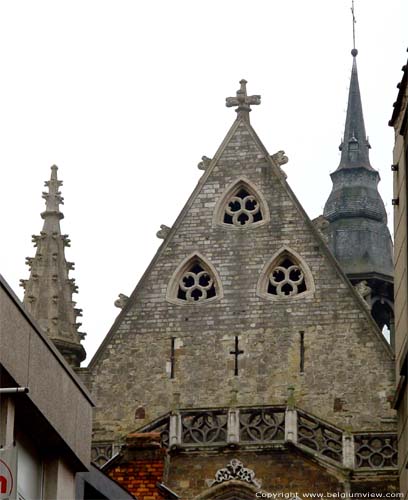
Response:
[105,433,165,500]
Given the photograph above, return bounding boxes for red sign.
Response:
[0,447,16,500]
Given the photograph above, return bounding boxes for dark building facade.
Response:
[390,48,408,500]
[0,274,93,499]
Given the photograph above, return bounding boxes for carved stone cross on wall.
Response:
[230,336,244,376]
[226,79,261,119]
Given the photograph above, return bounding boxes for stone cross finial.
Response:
[226,79,261,119]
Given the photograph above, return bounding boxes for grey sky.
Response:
[0,0,406,361]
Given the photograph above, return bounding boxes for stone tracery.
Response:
[257,247,314,301]
[223,187,263,226]
[214,178,269,229]
[167,254,221,305]
[177,261,216,302]
[268,256,307,297]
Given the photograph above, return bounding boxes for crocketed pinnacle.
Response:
[337,50,374,171]
[21,166,86,367]
[42,164,64,220]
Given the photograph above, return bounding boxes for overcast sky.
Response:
[0,0,406,363]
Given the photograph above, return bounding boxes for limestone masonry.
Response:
[22,59,399,498]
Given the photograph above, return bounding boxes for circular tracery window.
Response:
[268,257,307,297]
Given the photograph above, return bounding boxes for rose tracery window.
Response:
[177,261,216,302]
[268,257,307,297]
[223,187,263,226]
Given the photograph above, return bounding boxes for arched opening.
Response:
[257,246,315,301]
[214,178,269,229]
[166,253,223,305]
[371,299,394,349]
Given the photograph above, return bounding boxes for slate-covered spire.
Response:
[21,165,86,367]
[323,50,394,342]
[337,50,373,171]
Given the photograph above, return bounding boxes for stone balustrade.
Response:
[92,406,398,471]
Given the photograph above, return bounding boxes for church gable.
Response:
[89,82,395,444]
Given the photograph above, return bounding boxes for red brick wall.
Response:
[108,458,164,500]
[105,432,165,500]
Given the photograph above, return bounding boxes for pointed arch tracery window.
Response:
[257,247,314,300]
[214,179,269,229]
[268,256,306,296]
[167,254,222,305]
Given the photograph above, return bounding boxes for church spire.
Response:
[21,166,86,367]
[337,50,373,171]
[322,37,394,342]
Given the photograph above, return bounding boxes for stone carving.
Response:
[66,278,78,293]
[25,257,34,268]
[355,280,371,307]
[91,442,114,467]
[182,410,227,444]
[135,405,398,472]
[268,257,306,297]
[207,458,261,488]
[313,215,329,232]
[240,408,285,442]
[156,224,171,239]
[61,234,71,247]
[271,150,289,166]
[354,434,398,468]
[312,216,329,243]
[197,156,212,170]
[297,410,343,463]
[224,187,262,227]
[226,79,261,116]
[178,262,216,302]
[114,293,129,309]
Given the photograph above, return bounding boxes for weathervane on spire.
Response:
[351,0,358,57]
[226,79,261,119]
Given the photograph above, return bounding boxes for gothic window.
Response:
[167,254,222,305]
[224,187,262,226]
[257,247,314,301]
[268,256,306,296]
[214,179,269,229]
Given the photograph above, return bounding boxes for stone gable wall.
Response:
[90,119,395,443]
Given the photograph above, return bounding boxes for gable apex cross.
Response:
[226,79,261,119]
